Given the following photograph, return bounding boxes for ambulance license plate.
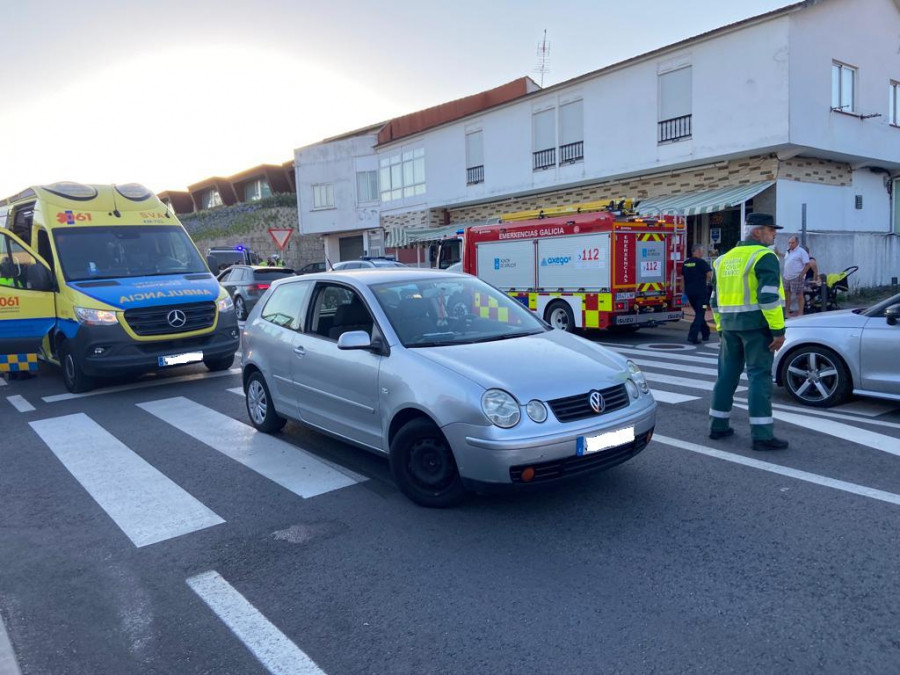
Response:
[577,426,635,456]
[158,351,203,367]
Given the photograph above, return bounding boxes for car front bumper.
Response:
[442,395,656,486]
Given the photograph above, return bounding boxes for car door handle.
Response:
[293,346,306,357]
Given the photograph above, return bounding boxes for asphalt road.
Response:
[2,319,900,674]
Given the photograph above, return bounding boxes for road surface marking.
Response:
[42,368,241,403]
[653,434,900,507]
[734,405,900,458]
[29,414,224,547]
[735,397,900,431]
[832,400,899,418]
[0,610,21,675]
[629,357,746,381]
[0,378,7,387]
[650,390,701,404]
[187,571,325,675]
[6,395,35,413]
[138,397,363,498]
[227,387,244,396]
[645,372,746,393]
[602,344,720,366]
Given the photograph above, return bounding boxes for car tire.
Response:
[545,301,575,332]
[245,371,287,433]
[60,341,94,393]
[390,418,466,508]
[780,345,852,408]
[204,354,235,371]
[234,296,247,321]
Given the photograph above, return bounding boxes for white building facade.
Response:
[297,0,900,286]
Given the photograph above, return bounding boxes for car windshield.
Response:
[373,276,546,347]
[54,226,208,281]
[861,292,900,317]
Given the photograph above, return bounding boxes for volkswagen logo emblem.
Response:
[167,309,187,328]
[589,390,605,414]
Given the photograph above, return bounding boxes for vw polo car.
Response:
[240,269,656,507]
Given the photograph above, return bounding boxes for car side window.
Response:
[218,269,233,282]
[0,239,38,290]
[260,281,312,331]
[309,283,374,340]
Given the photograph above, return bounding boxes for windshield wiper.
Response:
[464,331,543,344]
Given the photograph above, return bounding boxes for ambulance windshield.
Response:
[53,226,209,281]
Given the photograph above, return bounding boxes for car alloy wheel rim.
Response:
[786,351,839,402]
[65,354,75,383]
[247,380,267,424]
[408,438,454,490]
[236,298,245,317]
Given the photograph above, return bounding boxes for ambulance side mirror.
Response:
[27,263,55,292]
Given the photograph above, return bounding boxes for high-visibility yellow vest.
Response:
[0,276,14,287]
[713,244,785,331]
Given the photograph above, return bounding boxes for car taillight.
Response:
[249,283,270,292]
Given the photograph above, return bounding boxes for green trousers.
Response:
[710,329,775,440]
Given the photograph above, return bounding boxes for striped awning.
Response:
[385,221,493,248]
[635,181,775,217]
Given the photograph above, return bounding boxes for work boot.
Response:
[752,437,789,451]
[709,428,735,440]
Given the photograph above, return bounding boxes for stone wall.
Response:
[779,157,852,186]
[180,198,324,269]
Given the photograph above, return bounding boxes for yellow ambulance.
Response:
[0,182,239,392]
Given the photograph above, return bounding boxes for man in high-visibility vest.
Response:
[709,212,788,451]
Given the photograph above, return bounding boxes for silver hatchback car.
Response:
[240,269,656,507]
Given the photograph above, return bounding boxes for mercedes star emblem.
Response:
[589,390,605,414]
[167,309,187,328]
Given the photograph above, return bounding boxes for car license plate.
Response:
[158,351,203,367]
[577,426,635,456]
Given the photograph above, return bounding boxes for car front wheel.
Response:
[245,371,287,432]
[390,418,466,508]
[780,345,852,407]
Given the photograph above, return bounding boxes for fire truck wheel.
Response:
[545,302,575,332]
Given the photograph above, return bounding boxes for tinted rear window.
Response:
[253,269,294,279]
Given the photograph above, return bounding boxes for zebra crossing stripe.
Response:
[602,344,720,366]
[137,397,363,498]
[628,357,747,381]
[43,368,241,403]
[645,372,746,393]
[187,571,326,675]
[29,414,225,547]
[6,395,35,412]
[651,390,701,404]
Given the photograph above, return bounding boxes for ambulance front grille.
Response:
[123,302,216,336]
[547,383,630,423]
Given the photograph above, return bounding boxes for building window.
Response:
[466,131,484,185]
[890,81,900,125]
[559,100,584,164]
[832,62,857,113]
[532,108,556,170]
[356,170,379,203]
[202,189,223,209]
[658,66,692,143]
[313,183,334,210]
[244,178,271,202]
[380,148,425,202]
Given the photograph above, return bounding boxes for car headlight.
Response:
[481,389,521,428]
[627,360,649,394]
[74,306,118,326]
[625,378,640,400]
[526,399,548,423]
[217,295,234,312]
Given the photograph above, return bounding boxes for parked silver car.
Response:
[240,269,656,507]
[774,292,900,407]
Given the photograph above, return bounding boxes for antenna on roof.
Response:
[535,29,551,87]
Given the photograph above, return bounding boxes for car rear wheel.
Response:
[390,418,466,508]
[60,341,94,393]
[234,296,247,321]
[245,372,286,433]
[545,301,575,332]
[780,345,852,407]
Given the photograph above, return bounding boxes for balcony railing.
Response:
[559,141,584,164]
[533,147,556,171]
[658,114,692,143]
[466,165,484,185]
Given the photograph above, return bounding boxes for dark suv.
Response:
[217,265,295,320]
[296,261,327,275]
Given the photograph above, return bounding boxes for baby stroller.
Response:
[803,265,858,313]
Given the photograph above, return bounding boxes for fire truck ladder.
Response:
[499,198,635,222]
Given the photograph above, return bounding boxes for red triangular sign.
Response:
[268,228,294,250]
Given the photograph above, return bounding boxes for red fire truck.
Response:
[449,206,685,332]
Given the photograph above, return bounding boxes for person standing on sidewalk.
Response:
[783,236,810,316]
[709,213,789,451]
[682,244,712,344]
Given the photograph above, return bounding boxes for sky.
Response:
[0,0,793,198]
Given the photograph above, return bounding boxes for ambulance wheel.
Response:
[545,302,575,332]
[204,354,235,371]
[60,342,94,393]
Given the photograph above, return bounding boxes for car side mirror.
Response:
[27,264,55,292]
[885,303,900,326]
[337,330,373,350]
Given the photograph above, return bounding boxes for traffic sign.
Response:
[268,228,294,250]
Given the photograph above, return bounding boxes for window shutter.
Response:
[659,66,692,121]
[559,100,583,146]
[466,131,484,168]
[532,109,556,152]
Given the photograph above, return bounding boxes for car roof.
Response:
[288,268,458,285]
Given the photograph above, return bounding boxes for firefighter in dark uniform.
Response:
[681,243,712,344]
[709,213,788,451]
